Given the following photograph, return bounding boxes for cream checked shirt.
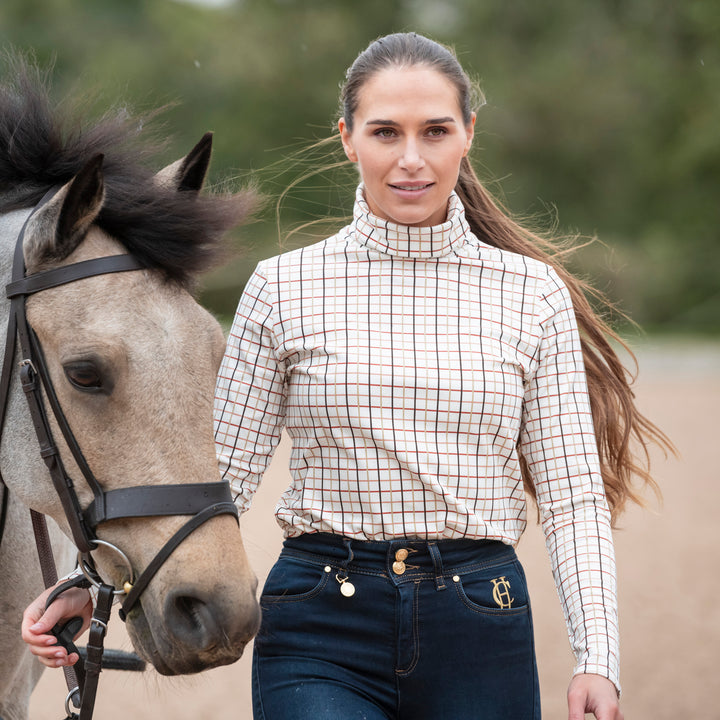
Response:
[214,185,620,689]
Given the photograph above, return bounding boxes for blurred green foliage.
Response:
[1,0,717,333]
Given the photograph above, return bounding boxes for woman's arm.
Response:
[518,267,621,700]
[214,263,288,511]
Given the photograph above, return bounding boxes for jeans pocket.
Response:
[453,559,529,615]
[260,556,332,606]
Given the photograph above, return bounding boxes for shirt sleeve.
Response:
[214,263,288,514]
[518,267,620,693]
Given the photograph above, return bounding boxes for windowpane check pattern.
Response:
[214,186,620,689]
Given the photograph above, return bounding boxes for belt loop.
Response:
[341,537,354,569]
[333,538,357,597]
[427,541,446,591]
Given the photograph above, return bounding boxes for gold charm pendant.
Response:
[335,571,356,597]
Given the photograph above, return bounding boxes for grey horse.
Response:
[0,55,260,720]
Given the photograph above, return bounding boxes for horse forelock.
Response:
[0,51,256,288]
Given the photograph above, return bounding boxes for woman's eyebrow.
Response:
[365,117,457,126]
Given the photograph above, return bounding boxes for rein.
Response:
[0,190,239,719]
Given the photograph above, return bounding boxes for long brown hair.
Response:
[341,32,672,521]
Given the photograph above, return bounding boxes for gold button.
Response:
[392,560,406,575]
[395,548,409,562]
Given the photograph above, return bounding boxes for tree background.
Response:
[1,0,717,335]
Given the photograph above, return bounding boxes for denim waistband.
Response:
[280,532,516,585]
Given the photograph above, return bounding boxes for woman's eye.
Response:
[374,128,396,138]
[427,127,447,137]
[63,361,104,392]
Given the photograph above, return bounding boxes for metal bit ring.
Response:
[77,538,135,596]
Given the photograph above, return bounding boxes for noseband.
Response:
[0,188,238,620]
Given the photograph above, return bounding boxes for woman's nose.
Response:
[398,140,425,171]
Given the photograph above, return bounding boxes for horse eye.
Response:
[63,361,105,393]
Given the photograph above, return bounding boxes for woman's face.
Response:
[339,65,475,227]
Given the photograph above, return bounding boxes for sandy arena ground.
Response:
[29,339,719,719]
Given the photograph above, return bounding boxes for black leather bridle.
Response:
[0,187,238,630]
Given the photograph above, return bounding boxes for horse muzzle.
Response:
[127,580,261,675]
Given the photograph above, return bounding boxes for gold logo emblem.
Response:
[491,576,514,608]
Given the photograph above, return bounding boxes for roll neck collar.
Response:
[352,185,472,258]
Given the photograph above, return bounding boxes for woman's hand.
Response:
[21,582,93,668]
[568,673,623,720]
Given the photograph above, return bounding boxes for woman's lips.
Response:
[389,182,434,192]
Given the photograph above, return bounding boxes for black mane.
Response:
[0,52,255,287]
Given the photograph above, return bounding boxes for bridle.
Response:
[0,188,239,717]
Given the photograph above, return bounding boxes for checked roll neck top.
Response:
[352,184,471,258]
[214,185,620,691]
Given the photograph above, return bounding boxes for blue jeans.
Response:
[252,533,540,719]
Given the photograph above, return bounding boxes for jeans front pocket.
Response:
[260,556,332,606]
[453,558,529,616]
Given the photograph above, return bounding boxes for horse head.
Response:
[7,134,260,675]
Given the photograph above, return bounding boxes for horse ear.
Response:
[24,154,105,271]
[154,132,213,193]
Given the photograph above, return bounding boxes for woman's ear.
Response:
[338,118,358,162]
[463,112,476,157]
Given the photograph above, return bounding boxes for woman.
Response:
[215,32,663,719]
[25,32,666,719]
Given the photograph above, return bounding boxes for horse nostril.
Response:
[175,595,211,635]
[165,591,220,649]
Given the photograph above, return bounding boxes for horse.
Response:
[0,55,260,720]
